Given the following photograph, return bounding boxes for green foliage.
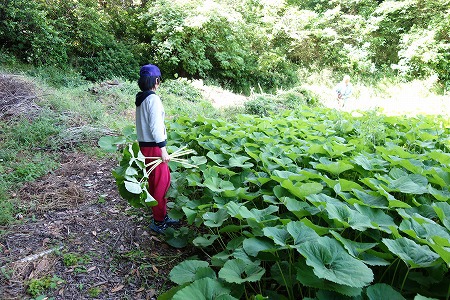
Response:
[76,41,139,82]
[26,65,87,88]
[244,86,319,116]
[3,114,62,151]
[87,286,102,298]
[62,252,90,267]
[140,0,298,93]
[0,198,14,226]
[26,275,64,297]
[0,0,68,66]
[160,78,203,103]
[107,106,450,299]
[2,0,450,91]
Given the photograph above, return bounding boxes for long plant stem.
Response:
[379,257,398,283]
[140,146,197,183]
[391,259,402,287]
[400,267,410,293]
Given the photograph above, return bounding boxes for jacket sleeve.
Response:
[146,95,167,147]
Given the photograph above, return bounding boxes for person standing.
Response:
[335,75,353,108]
[135,64,179,234]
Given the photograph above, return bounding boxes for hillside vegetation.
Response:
[0,0,449,93]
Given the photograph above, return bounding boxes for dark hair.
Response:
[138,76,161,91]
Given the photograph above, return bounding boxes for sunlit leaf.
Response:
[382,237,440,268]
[314,158,354,176]
[281,181,323,199]
[388,174,428,194]
[352,152,388,172]
[432,202,450,230]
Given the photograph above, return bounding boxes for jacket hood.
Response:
[135,90,155,106]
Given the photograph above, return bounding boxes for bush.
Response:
[77,42,139,82]
[244,86,319,116]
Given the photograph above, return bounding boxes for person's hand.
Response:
[160,147,170,163]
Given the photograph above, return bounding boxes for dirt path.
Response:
[0,153,192,300]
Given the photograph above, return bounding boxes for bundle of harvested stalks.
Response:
[141,146,197,181]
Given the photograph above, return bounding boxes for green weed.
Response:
[87,286,102,298]
[62,252,90,267]
[26,275,64,297]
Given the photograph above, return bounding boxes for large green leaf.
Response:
[281,181,324,199]
[428,185,450,201]
[323,141,355,157]
[354,203,397,233]
[352,189,389,208]
[297,236,373,288]
[314,158,354,176]
[281,197,317,218]
[352,152,389,172]
[98,135,126,152]
[296,259,363,297]
[243,237,277,256]
[432,202,450,230]
[366,283,405,300]
[382,237,441,268]
[193,234,219,247]
[124,180,142,194]
[263,226,291,247]
[203,209,229,228]
[427,150,450,166]
[206,151,227,165]
[218,259,265,284]
[169,260,211,285]
[325,202,374,231]
[286,221,320,247]
[229,155,254,168]
[172,278,237,300]
[203,176,235,192]
[388,174,429,194]
[331,231,378,258]
[424,167,450,188]
[239,205,279,222]
[399,218,450,244]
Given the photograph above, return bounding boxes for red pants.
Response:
[140,147,171,222]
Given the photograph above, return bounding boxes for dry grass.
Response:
[0,74,42,120]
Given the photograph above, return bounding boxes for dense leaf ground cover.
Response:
[106,106,450,299]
